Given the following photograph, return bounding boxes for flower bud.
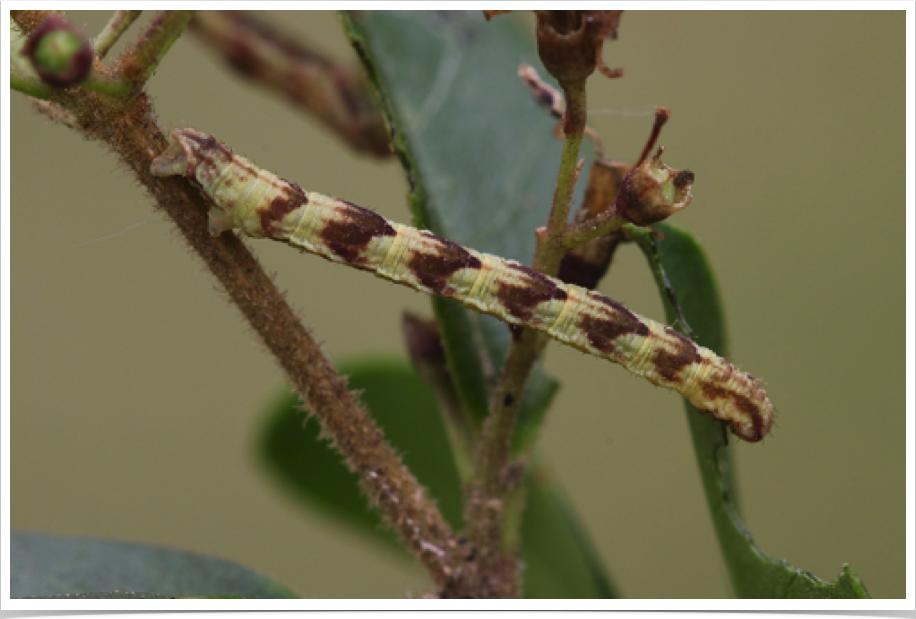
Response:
[615,147,694,226]
[22,15,92,88]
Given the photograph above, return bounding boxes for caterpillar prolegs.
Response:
[151,128,775,442]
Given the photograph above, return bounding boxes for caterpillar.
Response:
[151,128,775,442]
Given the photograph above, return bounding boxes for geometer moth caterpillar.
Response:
[151,128,775,442]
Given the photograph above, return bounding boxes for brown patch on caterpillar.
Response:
[591,294,651,337]
[579,295,651,354]
[320,201,396,263]
[185,132,237,186]
[408,232,483,294]
[168,129,276,203]
[260,180,308,237]
[578,314,626,355]
[653,327,700,382]
[700,381,769,442]
[496,263,568,321]
[183,131,221,154]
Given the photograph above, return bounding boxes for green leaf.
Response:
[259,358,617,598]
[521,458,618,598]
[341,10,591,452]
[631,222,870,599]
[10,530,297,599]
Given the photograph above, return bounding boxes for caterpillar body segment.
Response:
[151,128,775,442]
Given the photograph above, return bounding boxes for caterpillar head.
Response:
[151,128,234,189]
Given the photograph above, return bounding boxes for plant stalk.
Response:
[10,71,53,100]
[14,21,467,591]
[94,10,142,59]
[119,10,194,89]
[462,79,589,596]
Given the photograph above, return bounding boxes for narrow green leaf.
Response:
[521,457,618,598]
[10,530,297,599]
[341,10,589,451]
[631,222,870,599]
[259,358,616,598]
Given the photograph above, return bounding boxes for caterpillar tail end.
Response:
[726,393,775,443]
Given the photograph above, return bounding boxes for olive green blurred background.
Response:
[11,11,905,598]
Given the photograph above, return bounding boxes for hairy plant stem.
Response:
[535,85,589,273]
[118,10,194,89]
[562,205,629,247]
[10,9,57,35]
[13,9,467,593]
[462,79,589,597]
[94,10,142,59]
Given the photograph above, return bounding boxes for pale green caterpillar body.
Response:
[151,128,774,442]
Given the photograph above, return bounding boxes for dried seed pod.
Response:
[616,147,694,226]
[534,11,623,85]
[22,15,92,88]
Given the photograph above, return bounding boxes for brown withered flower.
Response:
[485,10,623,84]
[615,147,694,226]
[534,11,623,84]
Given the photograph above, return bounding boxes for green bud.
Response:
[34,30,84,73]
[24,16,93,88]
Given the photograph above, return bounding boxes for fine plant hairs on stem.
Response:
[151,128,775,442]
